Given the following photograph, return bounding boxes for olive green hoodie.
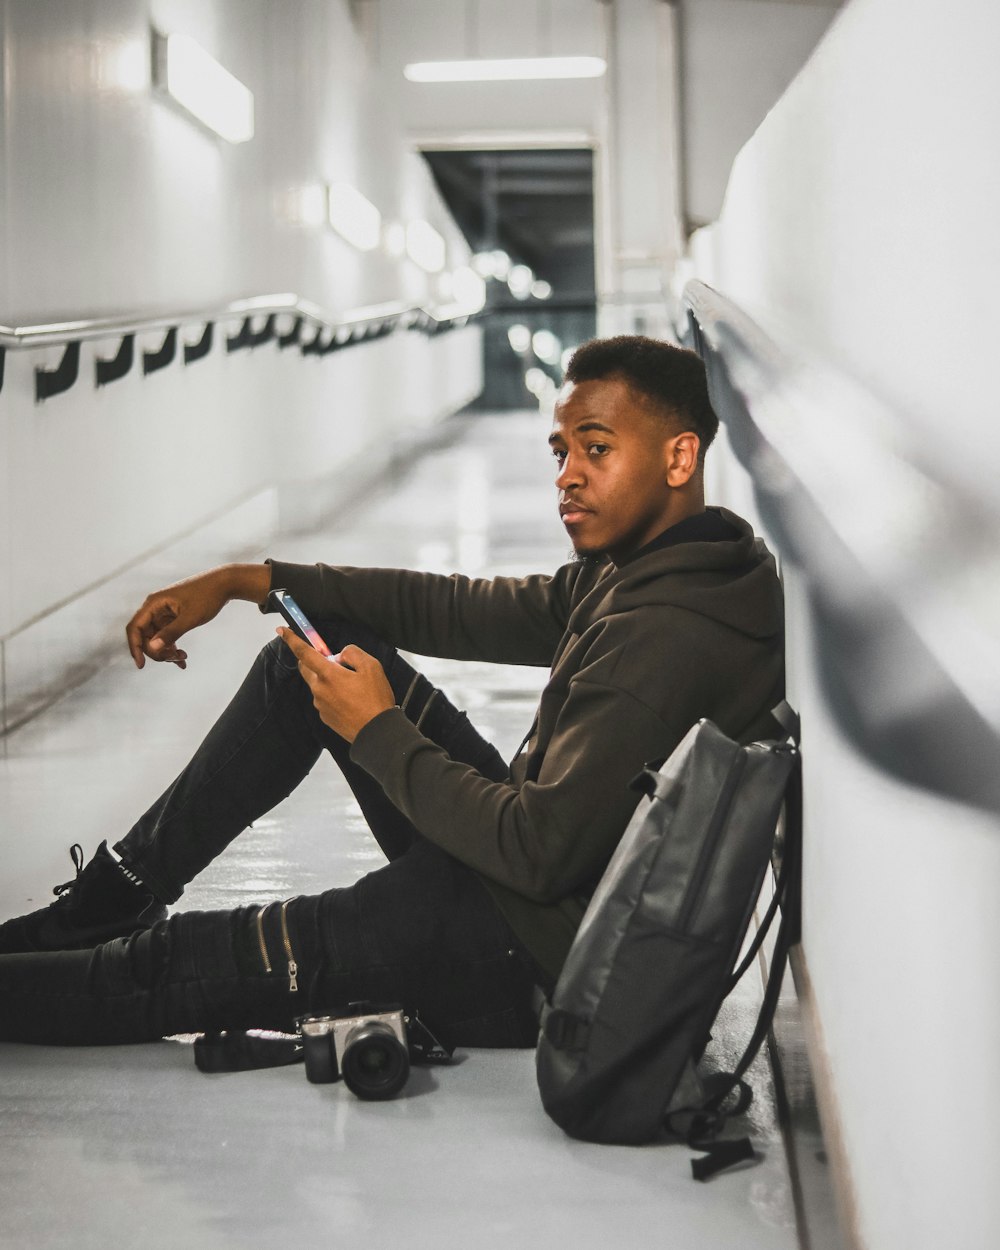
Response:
[266,506,784,983]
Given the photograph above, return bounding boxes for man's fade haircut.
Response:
[564,335,719,462]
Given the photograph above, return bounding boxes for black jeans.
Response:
[0,621,542,1048]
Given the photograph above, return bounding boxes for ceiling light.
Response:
[532,330,562,366]
[452,267,487,312]
[525,367,557,401]
[406,220,446,273]
[327,183,382,251]
[471,249,513,280]
[404,57,606,83]
[508,324,532,354]
[490,249,512,280]
[508,264,534,300]
[152,30,254,143]
[531,279,553,301]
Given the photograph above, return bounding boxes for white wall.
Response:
[680,0,842,228]
[0,0,481,729]
[691,1,1000,1246]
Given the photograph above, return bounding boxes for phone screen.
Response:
[273,591,333,658]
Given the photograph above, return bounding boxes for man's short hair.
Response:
[564,335,719,460]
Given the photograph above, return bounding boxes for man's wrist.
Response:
[223,563,272,607]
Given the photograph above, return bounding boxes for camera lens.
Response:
[340,1021,410,1101]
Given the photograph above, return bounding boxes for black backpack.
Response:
[535,704,801,1179]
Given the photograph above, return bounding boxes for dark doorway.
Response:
[422,148,597,410]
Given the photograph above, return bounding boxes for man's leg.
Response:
[118,616,508,897]
[0,841,541,1049]
[0,618,507,953]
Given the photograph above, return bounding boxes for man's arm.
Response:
[352,679,681,904]
[127,555,584,671]
[278,625,671,900]
[125,563,271,668]
[265,559,585,666]
[347,611,781,903]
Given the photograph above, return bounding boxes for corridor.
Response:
[0,413,799,1250]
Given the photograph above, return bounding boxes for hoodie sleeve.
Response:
[265,559,584,666]
[348,671,697,905]
[348,597,783,904]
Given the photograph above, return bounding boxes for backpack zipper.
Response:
[255,899,299,992]
[676,748,748,933]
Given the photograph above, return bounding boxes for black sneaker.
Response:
[0,842,167,954]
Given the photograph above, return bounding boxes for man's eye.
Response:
[588,443,609,457]
[551,448,567,464]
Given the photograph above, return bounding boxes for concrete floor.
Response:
[0,412,799,1250]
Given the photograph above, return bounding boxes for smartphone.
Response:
[270,590,334,658]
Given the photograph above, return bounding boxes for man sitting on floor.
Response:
[0,335,784,1048]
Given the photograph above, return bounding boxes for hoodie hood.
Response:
[566,507,783,641]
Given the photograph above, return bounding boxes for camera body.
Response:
[298,1002,410,1101]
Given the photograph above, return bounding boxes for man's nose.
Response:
[555,453,582,490]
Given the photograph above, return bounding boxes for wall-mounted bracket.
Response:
[143,326,178,375]
[184,322,214,364]
[249,313,276,347]
[95,334,135,387]
[319,325,354,355]
[300,326,328,355]
[226,314,276,352]
[277,316,303,349]
[35,341,81,402]
[226,317,253,352]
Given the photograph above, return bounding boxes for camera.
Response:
[298,1002,410,1101]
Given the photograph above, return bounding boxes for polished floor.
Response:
[0,413,799,1250]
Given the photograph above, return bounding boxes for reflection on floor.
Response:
[0,413,798,1250]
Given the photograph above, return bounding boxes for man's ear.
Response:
[665,431,701,487]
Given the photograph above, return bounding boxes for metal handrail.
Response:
[0,292,480,401]
[683,279,1000,816]
[0,292,472,350]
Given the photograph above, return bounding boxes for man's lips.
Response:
[559,501,593,523]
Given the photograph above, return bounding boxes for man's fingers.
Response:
[277,627,328,673]
[126,597,184,667]
[337,644,373,667]
[278,632,380,688]
[126,625,146,669]
[126,604,158,667]
[148,622,184,652]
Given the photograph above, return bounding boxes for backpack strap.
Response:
[691,1135,757,1181]
[670,748,804,1180]
[724,743,801,991]
[771,699,801,746]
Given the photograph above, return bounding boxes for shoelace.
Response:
[52,843,85,898]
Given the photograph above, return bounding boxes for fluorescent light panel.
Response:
[406,221,446,273]
[405,56,606,83]
[452,266,487,312]
[327,183,382,251]
[153,30,254,143]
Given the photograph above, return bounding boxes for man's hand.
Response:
[278,628,395,742]
[126,564,270,669]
